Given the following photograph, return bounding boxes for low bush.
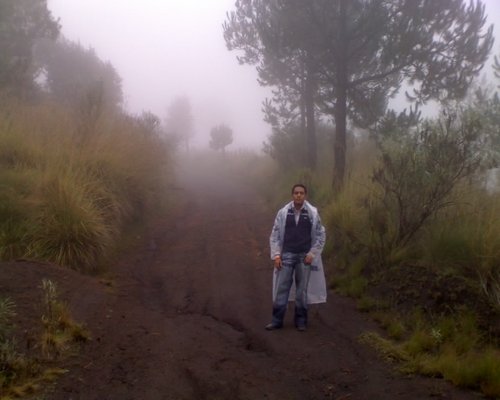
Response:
[0,99,173,271]
[361,310,500,398]
[0,281,88,399]
[421,190,500,309]
[324,110,500,398]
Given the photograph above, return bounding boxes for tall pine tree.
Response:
[224,0,493,190]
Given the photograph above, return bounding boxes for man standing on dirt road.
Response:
[266,183,327,332]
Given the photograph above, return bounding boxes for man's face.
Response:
[292,186,306,207]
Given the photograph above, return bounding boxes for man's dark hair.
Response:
[291,184,307,194]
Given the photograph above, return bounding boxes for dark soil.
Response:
[369,264,500,337]
[0,160,485,400]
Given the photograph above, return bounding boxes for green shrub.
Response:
[358,332,409,363]
[449,313,482,355]
[330,254,369,298]
[386,320,406,341]
[364,307,500,398]
[25,171,116,272]
[0,98,173,270]
[404,329,439,356]
[422,190,500,307]
[435,348,500,396]
[364,111,485,265]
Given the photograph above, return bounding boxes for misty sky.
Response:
[47,0,500,150]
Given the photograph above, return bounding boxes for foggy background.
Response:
[47,0,500,151]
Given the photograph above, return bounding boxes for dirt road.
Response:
[46,159,480,400]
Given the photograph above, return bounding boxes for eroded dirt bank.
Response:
[4,158,482,400]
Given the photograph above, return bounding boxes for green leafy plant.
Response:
[368,111,484,265]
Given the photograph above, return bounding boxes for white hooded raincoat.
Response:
[269,200,327,304]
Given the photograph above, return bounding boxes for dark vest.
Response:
[282,207,312,253]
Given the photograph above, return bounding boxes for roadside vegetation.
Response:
[0,93,171,399]
[256,101,500,397]
[0,2,174,395]
[0,1,174,272]
[0,98,173,273]
[0,280,89,399]
[225,1,500,396]
[0,119,170,395]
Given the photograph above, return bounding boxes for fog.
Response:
[47,0,500,151]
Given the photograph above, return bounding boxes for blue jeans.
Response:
[272,252,311,328]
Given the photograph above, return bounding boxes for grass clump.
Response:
[0,99,173,271]
[0,280,88,399]
[26,172,116,273]
[39,279,90,359]
[363,308,500,398]
[386,320,406,341]
[359,331,409,363]
[421,190,500,309]
[0,296,39,397]
[330,255,369,299]
[408,346,500,398]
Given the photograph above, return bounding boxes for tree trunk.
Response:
[333,87,347,192]
[332,0,348,192]
[305,65,317,170]
[300,81,307,168]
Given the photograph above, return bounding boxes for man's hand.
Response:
[304,253,314,265]
[274,255,282,269]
